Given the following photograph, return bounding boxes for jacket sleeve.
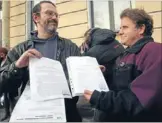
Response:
[90,44,162,116]
[90,89,144,115]
[70,42,81,56]
[0,47,24,95]
[130,43,162,108]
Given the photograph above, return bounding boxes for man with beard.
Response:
[0,1,81,122]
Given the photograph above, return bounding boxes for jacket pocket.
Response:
[113,64,136,90]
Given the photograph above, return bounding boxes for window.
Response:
[113,1,133,31]
[88,1,134,31]
[93,1,110,29]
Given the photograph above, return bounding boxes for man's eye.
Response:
[49,12,53,15]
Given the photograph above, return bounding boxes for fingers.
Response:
[15,49,42,68]
[83,93,91,101]
[83,90,93,101]
[99,65,106,72]
[28,49,42,58]
[27,52,38,58]
[84,90,93,95]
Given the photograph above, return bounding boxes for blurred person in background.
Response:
[0,47,10,122]
[78,28,124,121]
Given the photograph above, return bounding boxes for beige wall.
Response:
[9,0,26,48]
[9,0,88,47]
[0,19,2,46]
[9,1,161,48]
[136,1,162,43]
[56,0,88,46]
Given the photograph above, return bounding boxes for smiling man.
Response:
[0,1,81,122]
[84,8,162,121]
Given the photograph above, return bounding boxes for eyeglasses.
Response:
[37,11,59,18]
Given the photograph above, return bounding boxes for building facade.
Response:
[2,0,162,48]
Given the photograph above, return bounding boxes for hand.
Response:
[84,90,93,101]
[15,49,42,68]
[99,65,106,72]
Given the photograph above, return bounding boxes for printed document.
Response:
[9,86,66,122]
[66,56,109,96]
[29,57,71,101]
[29,56,109,100]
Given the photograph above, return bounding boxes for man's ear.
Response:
[139,24,146,35]
[32,13,40,24]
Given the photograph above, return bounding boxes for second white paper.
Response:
[29,57,72,101]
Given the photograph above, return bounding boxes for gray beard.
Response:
[44,24,57,34]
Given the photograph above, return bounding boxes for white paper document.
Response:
[66,56,109,96]
[29,56,109,99]
[9,86,66,122]
[29,57,72,101]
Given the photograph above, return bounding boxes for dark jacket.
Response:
[82,28,124,82]
[78,28,124,121]
[90,36,162,121]
[0,62,12,122]
[0,35,82,122]
[0,92,14,122]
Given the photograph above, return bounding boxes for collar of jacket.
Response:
[30,30,58,42]
[27,35,65,61]
[27,34,64,50]
[124,36,154,54]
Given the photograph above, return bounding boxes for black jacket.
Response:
[79,28,124,121]
[90,37,162,121]
[0,35,82,122]
[83,28,124,83]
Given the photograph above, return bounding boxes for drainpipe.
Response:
[26,1,34,40]
[87,1,94,28]
[2,0,10,48]
[108,1,115,31]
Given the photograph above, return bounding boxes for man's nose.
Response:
[51,15,57,20]
[51,13,59,19]
[118,29,123,35]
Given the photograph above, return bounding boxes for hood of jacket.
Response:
[89,28,116,47]
[30,30,58,43]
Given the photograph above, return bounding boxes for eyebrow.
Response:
[121,25,128,28]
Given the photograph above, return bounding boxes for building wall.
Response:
[9,0,88,47]
[10,0,26,48]
[56,0,88,46]
[0,19,2,46]
[136,1,162,43]
[9,1,161,48]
